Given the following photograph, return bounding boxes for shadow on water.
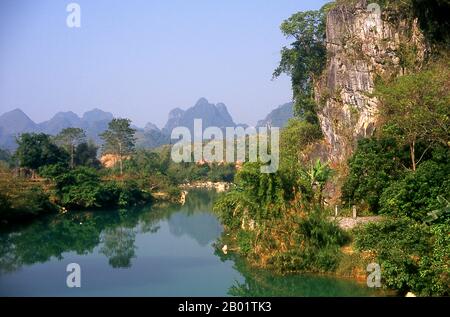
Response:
[0,189,389,296]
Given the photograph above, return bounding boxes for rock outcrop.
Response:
[316,0,427,162]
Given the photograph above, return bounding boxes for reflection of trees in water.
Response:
[0,190,221,273]
[0,214,101,274]
[182,190,217,214]
[167,190,222,246]
[0,210,143,273]
[0,234,21,274]
[215,249,380,297]
[168,212,222,246]
[100,226,136,268]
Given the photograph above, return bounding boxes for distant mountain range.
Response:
[0,108,113,150]
[256,102,294,129]
[0,99,293,151]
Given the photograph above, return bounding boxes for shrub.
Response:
[379,160,450,220]
[237,231,255,256]
[342,137,405,212]
[53,167,151,209]
[298,210,350,248]
[0,183,58,222]
[38,163,70,179]
[354,218,449,295]
[418,221,450,296]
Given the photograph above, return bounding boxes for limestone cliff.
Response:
[316,0,427,162]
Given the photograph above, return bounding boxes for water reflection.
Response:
[0,190,220,273]
[219,254,385,297]
[100,226,137,269]
[0,190,388,296]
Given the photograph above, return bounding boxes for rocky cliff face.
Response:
[316,0,427,162]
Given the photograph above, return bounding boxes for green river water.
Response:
[0,190,387,296]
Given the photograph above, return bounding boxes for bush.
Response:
[418,221,450,296]
[38,163,70,179]
[53,167,151,209]
[0,180,58,222]
[342,137,405,212]
[379,160,450,221]
[237,231,255,256]
[270,211,349,273]
[354,218,449,295]
[298,210,350,248]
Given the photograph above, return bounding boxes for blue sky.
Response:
[0,0,329,127]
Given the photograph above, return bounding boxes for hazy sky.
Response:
[0,0,328,128]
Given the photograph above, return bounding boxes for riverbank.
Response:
[180,181,232,192]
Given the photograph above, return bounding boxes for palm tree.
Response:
[302,159,333,207]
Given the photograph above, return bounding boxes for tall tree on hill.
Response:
[100,118,136,175]
[273,4,332,126]
[55,128,86,169]
[376,59,450,171]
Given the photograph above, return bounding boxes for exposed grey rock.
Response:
[316,0,427,162]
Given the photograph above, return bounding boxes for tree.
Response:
[342,137,406,211]
[376,60,450,171]
[273,4,332,125]
[15,133,69,173]
[100,226,136,268]
[74,141,100,168]
[301,159,333,207]
[55,128,86,169]
[100,119,136,175]
[379,160,450,221]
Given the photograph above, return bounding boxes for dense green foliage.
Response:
[0,148,11,165]
[379,159,450,220]
[51,167,151,209]
[342,138,406,211]
[1,121,154,222]
[354,218,449,296]
[74,141,101,168]
[344,59,450,217]
[211,3,450,297]
[279,118,323,171]
[0,167,58,222]
[272,211,350,273]
[214,162,296,226]
[15,133,69,170]
[376,60,450,171]
[214,130,340,274]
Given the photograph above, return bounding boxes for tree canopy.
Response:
[15,133,69,171]
[100,118,136,175]
[376,59,450,171]
[55,127,86,169]
[273,4,332,125]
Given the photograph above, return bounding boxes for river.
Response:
[0,190,385,296]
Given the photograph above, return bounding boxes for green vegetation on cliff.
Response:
[213,2,450,296]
